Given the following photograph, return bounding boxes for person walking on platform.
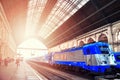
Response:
[4,58,9,67]
[0,58,2,66]
[15,58,20,67]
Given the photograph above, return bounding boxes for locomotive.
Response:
[48,42,118,74]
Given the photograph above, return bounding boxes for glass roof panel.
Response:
[25,0,47,37]
[39,0,89,39]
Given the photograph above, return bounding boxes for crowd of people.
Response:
[0,57,22,67]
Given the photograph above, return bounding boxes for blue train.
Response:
[48,42,118,74]
[114,52,120,68]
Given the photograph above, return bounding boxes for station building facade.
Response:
[0,3,16,60]
[49,20,120,53]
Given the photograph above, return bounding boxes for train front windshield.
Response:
[99,45,109,54]
[116,55,120,61]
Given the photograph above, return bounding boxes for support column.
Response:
[0,40,2,59]
[108,24,114,51]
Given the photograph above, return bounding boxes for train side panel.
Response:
[66,49,85,61]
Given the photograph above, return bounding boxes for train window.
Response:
[101,51,109,54]
[99,45,108,48]
[116,55,120,61]
[99,45,109,54]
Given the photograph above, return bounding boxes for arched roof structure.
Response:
[0,0,120,48]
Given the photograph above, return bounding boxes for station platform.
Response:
[0,61,45,80]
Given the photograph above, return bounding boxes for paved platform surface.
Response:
[0,61,44,80]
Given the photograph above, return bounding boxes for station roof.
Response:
[0,0,120,48]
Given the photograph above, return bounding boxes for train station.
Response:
[0,0,120,80]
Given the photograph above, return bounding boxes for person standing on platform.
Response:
[15,58,20,67]
[4,58,9,67]
[0,58,2,66]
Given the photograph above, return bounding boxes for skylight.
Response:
[39,0,89,39]
[25,0,89,39]
[25,0,47,37]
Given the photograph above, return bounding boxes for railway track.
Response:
[28,61,73,80]
[27,61,90,80]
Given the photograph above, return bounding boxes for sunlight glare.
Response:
[17,38,48,59]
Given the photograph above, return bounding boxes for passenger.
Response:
[4,58,9,67]
[15,58,20,67]
[0,58,2,65]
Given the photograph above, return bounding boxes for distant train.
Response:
[48,42,118,74]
